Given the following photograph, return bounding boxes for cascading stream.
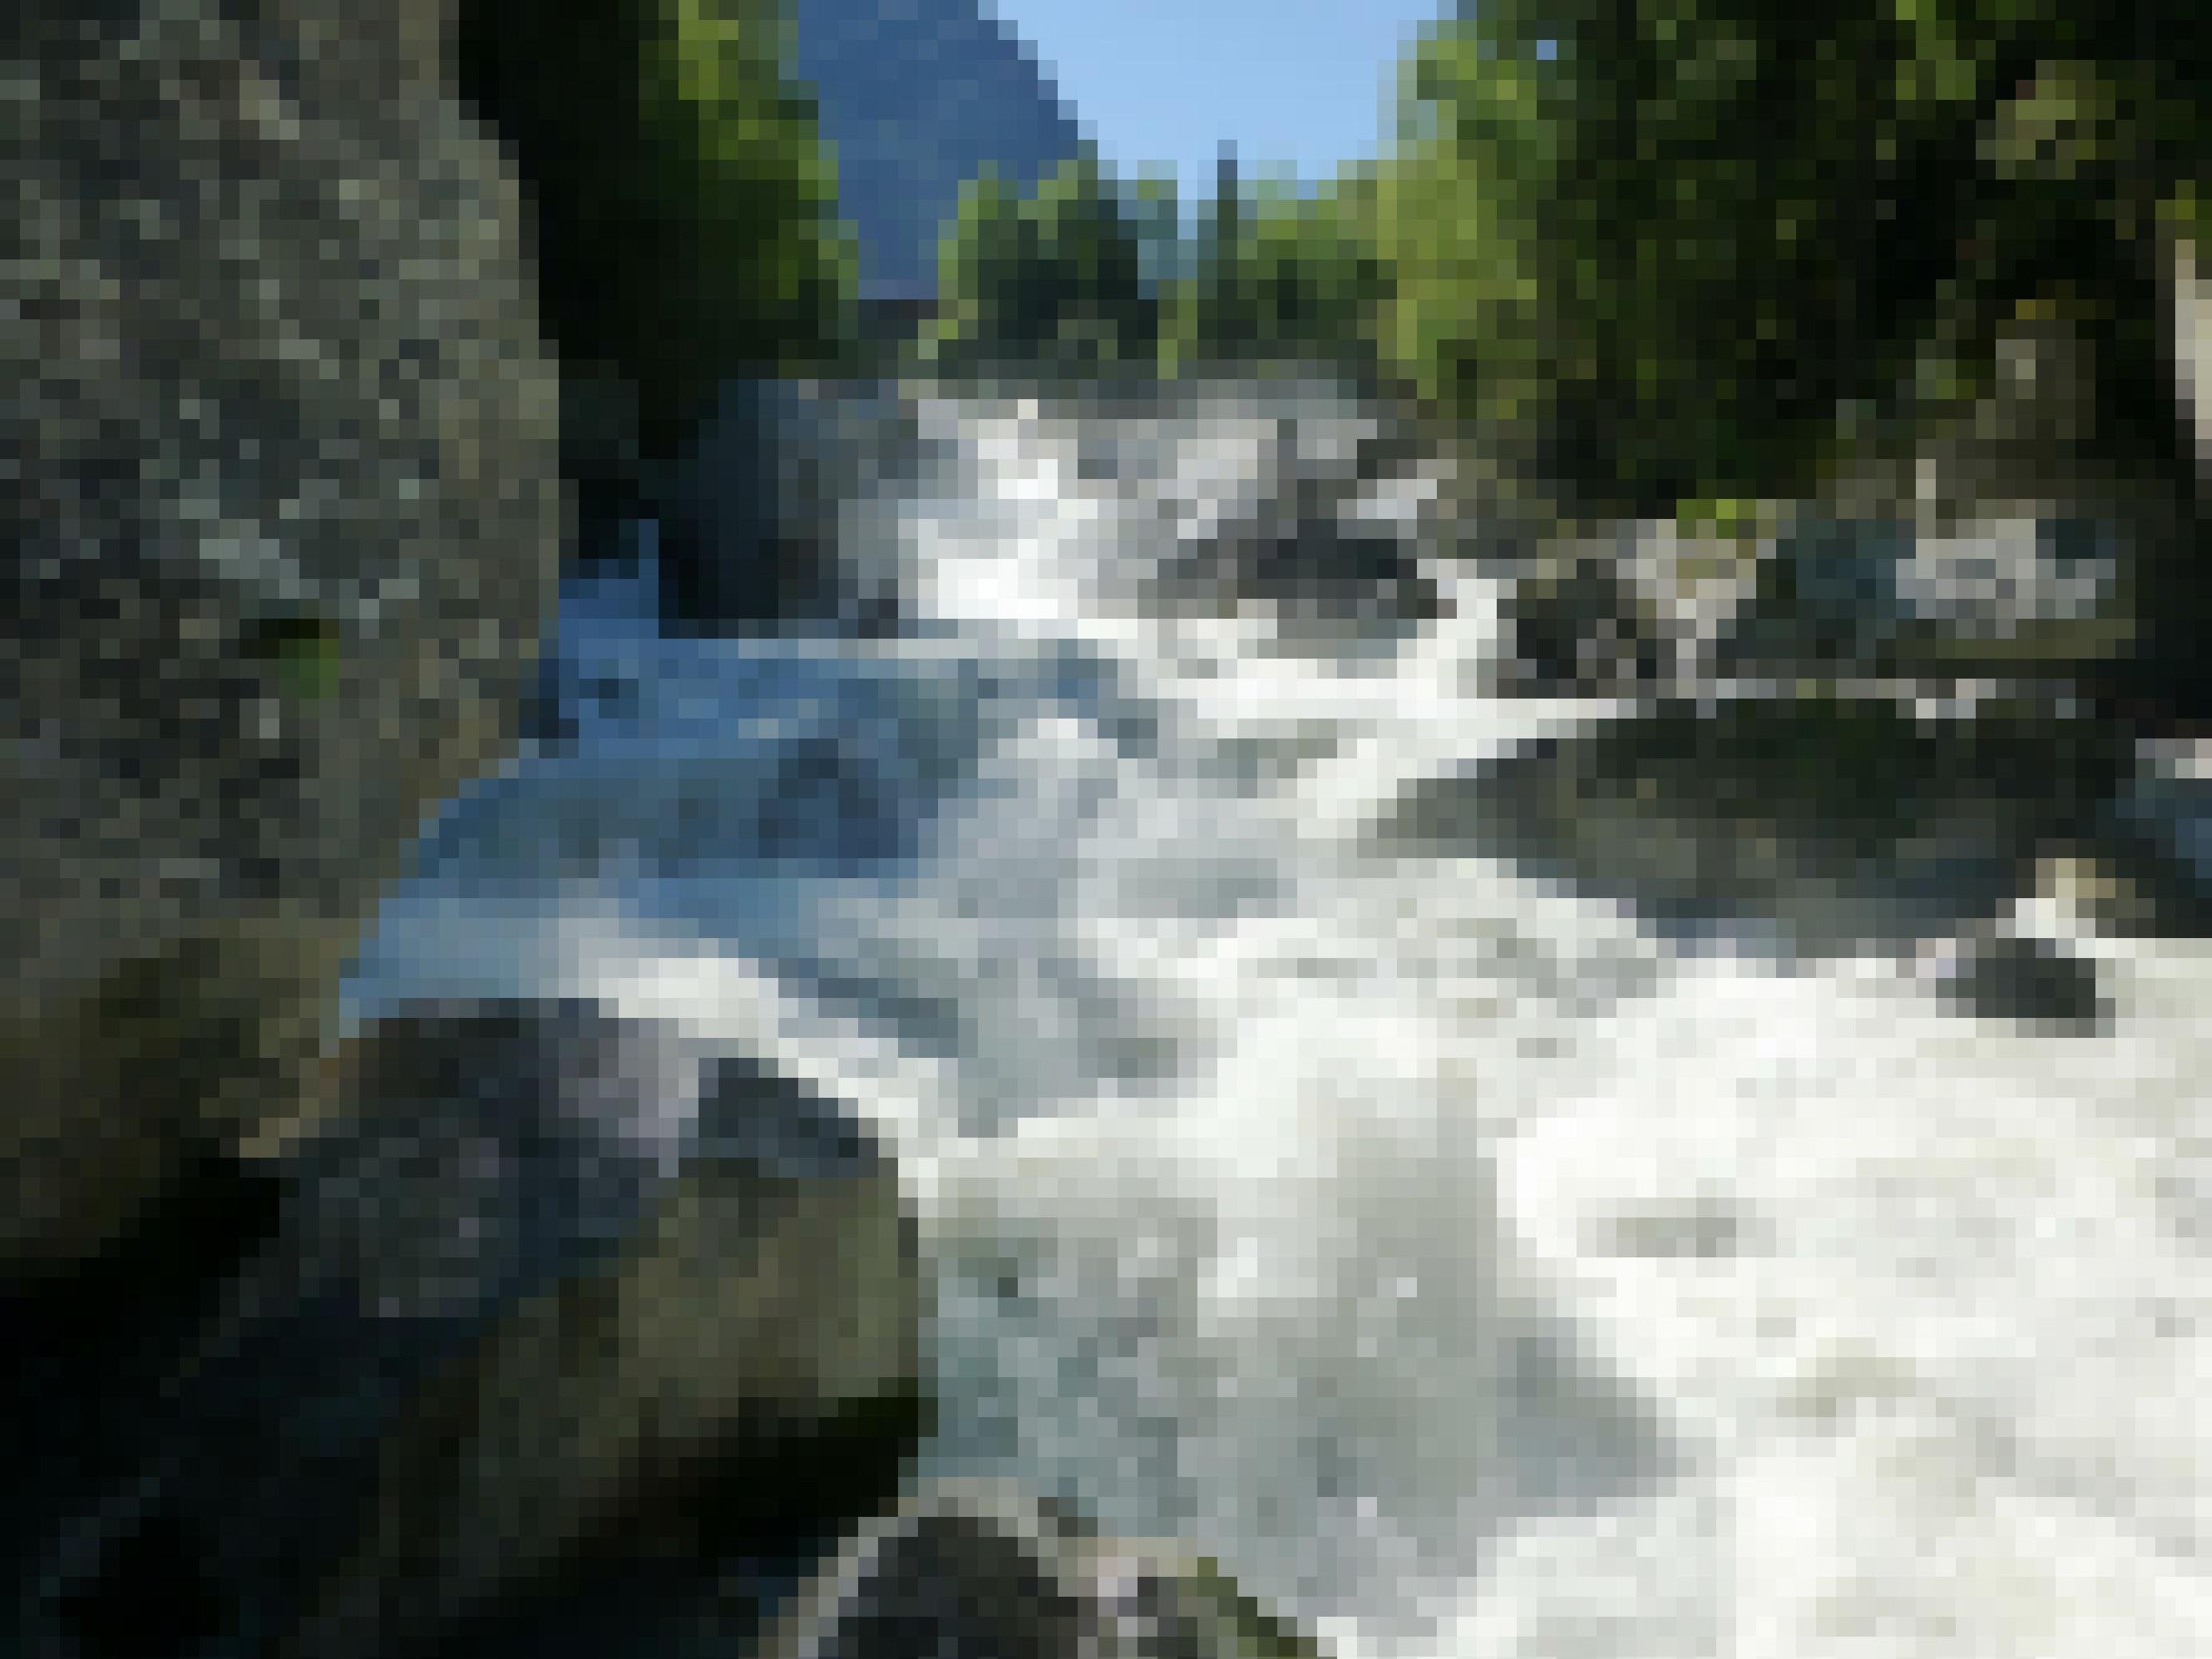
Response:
[346,374,2212,1659]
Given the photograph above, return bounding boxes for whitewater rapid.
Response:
[345,378,2212,1658]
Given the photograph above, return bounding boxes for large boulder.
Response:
[1717,507,2137,683]
[559,361,650,572]
[2,0,563,1273]
[1502,497,2152,699]
[9,1000,925,1659]
[1759,313,2192,694]
[1378,697,2135,964]
[287,1008,923,1659]
[1140,375,1446,649]
[1495,525,1677,695]
[1490,301,2200,701]
[647,377,913,635]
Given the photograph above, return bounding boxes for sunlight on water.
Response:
[346,377,2212,1659]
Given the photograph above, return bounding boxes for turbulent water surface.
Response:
[346,376,2212,1659]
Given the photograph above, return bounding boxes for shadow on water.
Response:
[1370,695,2202,1031]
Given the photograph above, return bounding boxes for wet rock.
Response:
[289,1008,924,1659]
[1897,516,2123,648]
[1715,513,1916,677]
[4,0,562,1272]
[560,364,650,574]
[648,378,910,636]
[1498,529,1673,695]
[1719,510,2138,682]
[1379,698,2135,964]
[756,1480,1327,1659]
[1218,508,1440,634]
[1149,388,1445,647]
[8,1001,925,1659]
[2087,746,2212,937]
[1498,484,2162,700]
[516,645,584,751]
[1915,928,2108,1033]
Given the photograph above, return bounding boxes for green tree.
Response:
[1369,2,2209,520]
[1157,157,1395,382]
[1246,178,1393,380]
[925,153,1161,382]
[453,0,860,462]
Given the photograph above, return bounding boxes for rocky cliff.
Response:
[3,0,563,1272]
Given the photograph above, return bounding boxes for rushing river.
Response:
[343,376,2212,1658]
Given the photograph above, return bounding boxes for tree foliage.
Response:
[925,152,1392,388]
[1165,168,1394,381]
[1367,1,2210,517]
[453,0,860,461]
[923,154,1164,382]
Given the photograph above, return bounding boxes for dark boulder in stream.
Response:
[9,1000,925,1659]
[1376,695,2140,968]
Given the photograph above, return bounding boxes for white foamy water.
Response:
[345,377,2212,1659]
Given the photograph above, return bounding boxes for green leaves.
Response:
[921,138,1396,388]
[453,0,857,460]
[926,155,1162,379]
[1357,0,2210,521]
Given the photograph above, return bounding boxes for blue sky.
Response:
[991,0,1458,207]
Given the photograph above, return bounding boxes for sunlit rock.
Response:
[1721,509,2139,682]
[1141,374,1446,648]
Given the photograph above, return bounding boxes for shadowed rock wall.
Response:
[3,0,562,1271]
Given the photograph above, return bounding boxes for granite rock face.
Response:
[8,1000,925,1659]
[3,0,563,1269]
